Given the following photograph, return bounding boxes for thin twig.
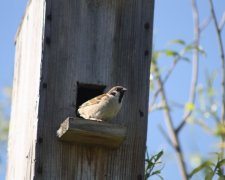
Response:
[163,59,180,85]
[209,0,225,125]
[150,58,180,108]
[209,0,225,163]
[176,0,200,133]
[200,16,212,32]
[149,103,166,112]
[152,61,189,180]
[151,14,211,111]
[219,12,225,31]
[194,106,220,123]
[158,125,173,147]
[149,88,161,109]
[193,118,214,134]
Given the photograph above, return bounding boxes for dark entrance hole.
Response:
[76,82,106,117]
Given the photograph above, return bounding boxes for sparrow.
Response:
[78,86,127,121]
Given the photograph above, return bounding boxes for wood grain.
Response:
[57,117,127,148]
[6,0,45,179]
[7,0,154,179]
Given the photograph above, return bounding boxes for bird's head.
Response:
[107,86,127,103]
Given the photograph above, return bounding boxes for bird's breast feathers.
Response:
[78,94,122,121]
[77,86,127,121]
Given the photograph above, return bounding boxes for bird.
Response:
[77,86,127,121]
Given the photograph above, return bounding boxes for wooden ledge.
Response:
[57,117,127,148]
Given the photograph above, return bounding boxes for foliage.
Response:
[149,35,225,178]
[189,154,225,179]
[149,0,225,177]
[0,87,11,142]
[0,111,9,142]
[145,150,164,180]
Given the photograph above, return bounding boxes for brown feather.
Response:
[79,94,109,108]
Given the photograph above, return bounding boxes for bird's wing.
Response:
[79,94,109,108]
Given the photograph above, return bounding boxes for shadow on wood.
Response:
[57,117,127,148]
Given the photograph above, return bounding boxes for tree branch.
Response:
[152,60,189,180]
[158,125,173,147]
[176,0,200,133]
[149,58,179,108]
[149,103,166,112]
[219,12,225,31]
[200,16,212,32]
[209,0,225,126]
[209,0,225,163]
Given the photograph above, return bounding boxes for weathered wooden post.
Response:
[7,0,154,179]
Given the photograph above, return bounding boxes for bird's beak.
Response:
[122,88,127,92]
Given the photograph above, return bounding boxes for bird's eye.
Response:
[110,92,116,96]
[116,88,122,92]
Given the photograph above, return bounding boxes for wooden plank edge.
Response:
[57,117,127,148]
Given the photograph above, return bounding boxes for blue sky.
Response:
[1,1,27,91]
[1,0,225,179]
[0,1,27,178]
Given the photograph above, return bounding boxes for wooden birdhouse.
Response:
[7,0,154,179]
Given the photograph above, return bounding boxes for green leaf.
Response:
[181,57,191,62]
[165,50,178,57]
[146,160,154,170]
[151,170,161,175]
[189,161,214,177]
[216,159,225,168]
[145,172,150,179]
[157,174,164,180]
[197,46,207,56]
[215,159,225,176]
[183,44,206,56]
[152,51,162,62]
[207,87,214,97]
[205,166,214,180]
[215,123,225,137]
[185,102,195,111]
[183,44,196,52]
[145,150,164,179]
[169,39,186,45]
[155,150,164,162]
